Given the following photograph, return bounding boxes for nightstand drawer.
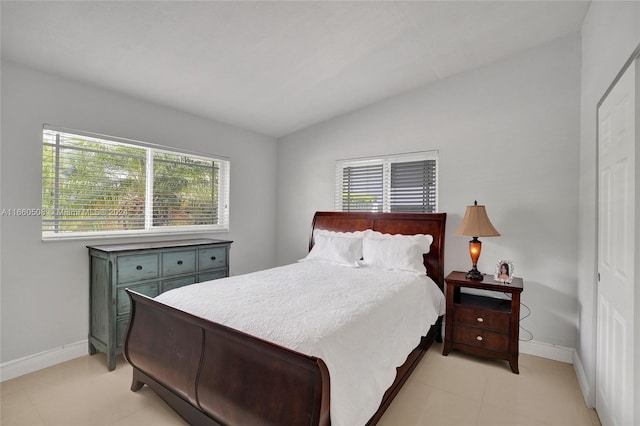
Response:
[453,306,510,332]
[452,326,510,352]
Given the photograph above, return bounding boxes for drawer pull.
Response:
[177,260,183,265]
[210,256,217,261]
[477,317,484,323]
[476,335,483,341]
[136,265,143,271]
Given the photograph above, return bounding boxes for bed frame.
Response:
[124,211,446,425]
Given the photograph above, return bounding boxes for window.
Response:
[42,126,230,239]
[335,151,438,213]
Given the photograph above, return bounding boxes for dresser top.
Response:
[87,238,232,253]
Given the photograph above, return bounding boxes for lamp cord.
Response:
[504,292,533,342]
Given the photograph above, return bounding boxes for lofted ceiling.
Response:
[1,1,590,138]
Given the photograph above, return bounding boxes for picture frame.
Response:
[494,259,515,283]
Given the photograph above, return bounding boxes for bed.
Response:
[124,211,447,425]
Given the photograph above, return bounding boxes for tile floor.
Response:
[1,342,600,426]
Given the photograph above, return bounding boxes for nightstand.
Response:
[442,271,524,373]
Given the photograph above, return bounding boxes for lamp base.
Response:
[465,268,484,280]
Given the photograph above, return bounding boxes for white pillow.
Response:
[300,230,366,267]
[361,231,433,274]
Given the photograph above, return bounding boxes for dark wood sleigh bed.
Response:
[124,211,447,426]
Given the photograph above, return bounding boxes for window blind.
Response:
[336,151,438,213]
[42,126,230,238]
[152,151,220,226]
[389,159,437,213]
[340,163,384,212]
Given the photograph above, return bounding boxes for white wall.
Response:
[276,34,581,350]
[577,1,640,408]
[0,60,278,365]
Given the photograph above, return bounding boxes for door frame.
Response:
[595,42,640,426]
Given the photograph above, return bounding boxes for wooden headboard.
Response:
[309,211,447,292]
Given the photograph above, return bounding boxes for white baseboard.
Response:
[519,339,575,364]
[573,351,595,408]
[520,342,594,408]
[0,340,88,382]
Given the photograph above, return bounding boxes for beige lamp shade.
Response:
[455,201,500,237]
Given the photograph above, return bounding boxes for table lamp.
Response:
[455,200,500,280]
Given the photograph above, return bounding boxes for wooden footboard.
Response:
[125,289,441,426]
[125,289,331,426]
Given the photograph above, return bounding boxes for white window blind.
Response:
[335,151,438,213]
[340,162,384,212]
[42,126,230,239]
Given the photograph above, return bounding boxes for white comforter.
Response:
[155,261,445,426]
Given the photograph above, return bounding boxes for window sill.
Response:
[42,226,229,242]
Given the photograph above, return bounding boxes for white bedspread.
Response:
[155,261,445,426]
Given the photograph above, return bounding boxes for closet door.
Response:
[596,56,637,426]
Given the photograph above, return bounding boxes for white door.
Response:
[596,59,636,426]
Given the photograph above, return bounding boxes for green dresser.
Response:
[87,239,232,370]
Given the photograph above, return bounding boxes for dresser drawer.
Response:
[162,276,197,293]
[116,316,129,349]
[199,269,227,282]
[453,306,510,332]
[199,247,227,270]
[162,250,196,277]
[117,282,159,315]
[452,325,510,353]
[118,254,160,284]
